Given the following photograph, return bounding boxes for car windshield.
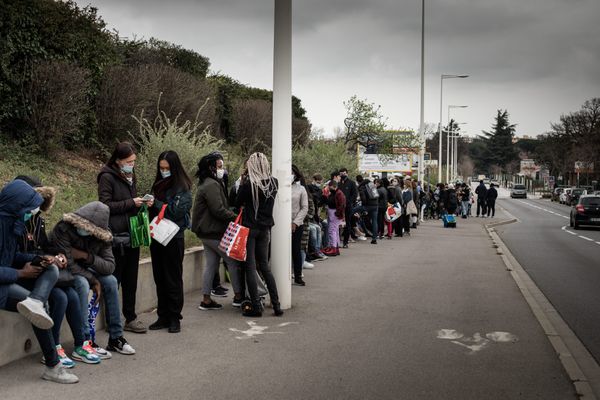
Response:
[581,197,600,206]
[514,185,525,190]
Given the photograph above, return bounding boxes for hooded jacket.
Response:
[0,180,43,309]
[97,164,138,235]
[50,201,115,285]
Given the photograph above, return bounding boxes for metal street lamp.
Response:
[449,122,466,181]
[418,0,425,184]
[446,105,467,183]
[437,74,469,183]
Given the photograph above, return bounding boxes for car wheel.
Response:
[574,220,579,229]
[570,218,574,227]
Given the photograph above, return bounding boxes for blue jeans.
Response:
[3,282,59,367]
[16,264,59,303]
[74,274,123,341]
[49,287,85,347]
[308,222,322,254]
[461,201,470,217]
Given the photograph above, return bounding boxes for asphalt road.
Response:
[0,213,575,400]
[495,195,600,364]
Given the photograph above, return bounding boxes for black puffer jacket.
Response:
[97,165,138,234]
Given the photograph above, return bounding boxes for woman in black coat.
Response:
[97,142,150,334]
[148,151,192,333]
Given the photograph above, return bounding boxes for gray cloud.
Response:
[78,0,600,138]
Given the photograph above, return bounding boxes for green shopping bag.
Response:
[129,204,151,248]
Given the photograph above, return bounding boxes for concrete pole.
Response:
[437,76,444,183]
[418,0,425,184]
[271,0,292,309]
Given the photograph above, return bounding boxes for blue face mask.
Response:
[121,164,134,174]
[77,228,91,237]
[23,212,33,222]
[161,170,171,179]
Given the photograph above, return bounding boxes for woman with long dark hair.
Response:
[98,142,150,334]
[148,151,192,333]
[191,152,242,311]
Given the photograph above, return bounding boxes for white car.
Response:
[559,188,572,204]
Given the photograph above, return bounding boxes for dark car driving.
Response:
[570,195,600,229]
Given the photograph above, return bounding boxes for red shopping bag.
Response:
[218,209,249,261]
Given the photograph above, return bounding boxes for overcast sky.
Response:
[77,0,600,139]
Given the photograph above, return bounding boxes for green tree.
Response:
[480,110,518,172]
[343,95,387,149]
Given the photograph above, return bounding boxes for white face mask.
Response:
[216,169,225,179]
[30,207,40,215]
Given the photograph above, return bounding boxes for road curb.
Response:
[486,218,599,400]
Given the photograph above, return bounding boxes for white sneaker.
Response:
[41,364,79,384]
[303,261,314,270]
[17,297,54,329]
[356,236,367,241]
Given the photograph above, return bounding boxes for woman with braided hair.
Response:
[236,152,283,316]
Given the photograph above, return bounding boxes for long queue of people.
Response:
[1,141,454,385]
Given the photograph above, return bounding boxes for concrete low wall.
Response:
[0,246,204,368]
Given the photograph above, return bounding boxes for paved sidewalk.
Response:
[0,210,577,399]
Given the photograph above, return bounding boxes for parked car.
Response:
[551,187,563,202]
[510,184,527,199]
[570,195,600,229]
[568,188,587,206]
[559,188,573,204]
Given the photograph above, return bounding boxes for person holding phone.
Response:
[147,151,192,333]
[0,179,78,383]
[51,201,136,357]
[97,142,152,334]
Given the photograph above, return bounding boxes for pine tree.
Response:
[481,110,518,172]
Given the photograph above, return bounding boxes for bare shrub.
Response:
[25,60,90,152]
[96,64,217,146]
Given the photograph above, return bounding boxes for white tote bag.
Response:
[149,204,180,246]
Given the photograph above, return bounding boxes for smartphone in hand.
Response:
[141,194,154,202]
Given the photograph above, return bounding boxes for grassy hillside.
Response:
[0,141,200,254]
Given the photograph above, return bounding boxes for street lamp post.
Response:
[446,105,467,183]
[418,0,425,184]
[437,74,468,183]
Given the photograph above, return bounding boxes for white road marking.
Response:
[437,329,464,340]
[579,236,594,241]
[229,320,297,340]
[596,242,600,245]
[437,329,519,354]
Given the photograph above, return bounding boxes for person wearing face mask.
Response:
[192,152,243,310]
[50,201,136,357]
[338,167,358,248]
[97,142,151,334]
[0,179,79,383]
[147,151,192,333]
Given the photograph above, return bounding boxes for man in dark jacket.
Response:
[375,179,389,239]
[0,180,78,383]
[339,167,358,247]
[486,183,498,218]
[51,201,136,357]
[475,180,488,217]
[356,176,379,244]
